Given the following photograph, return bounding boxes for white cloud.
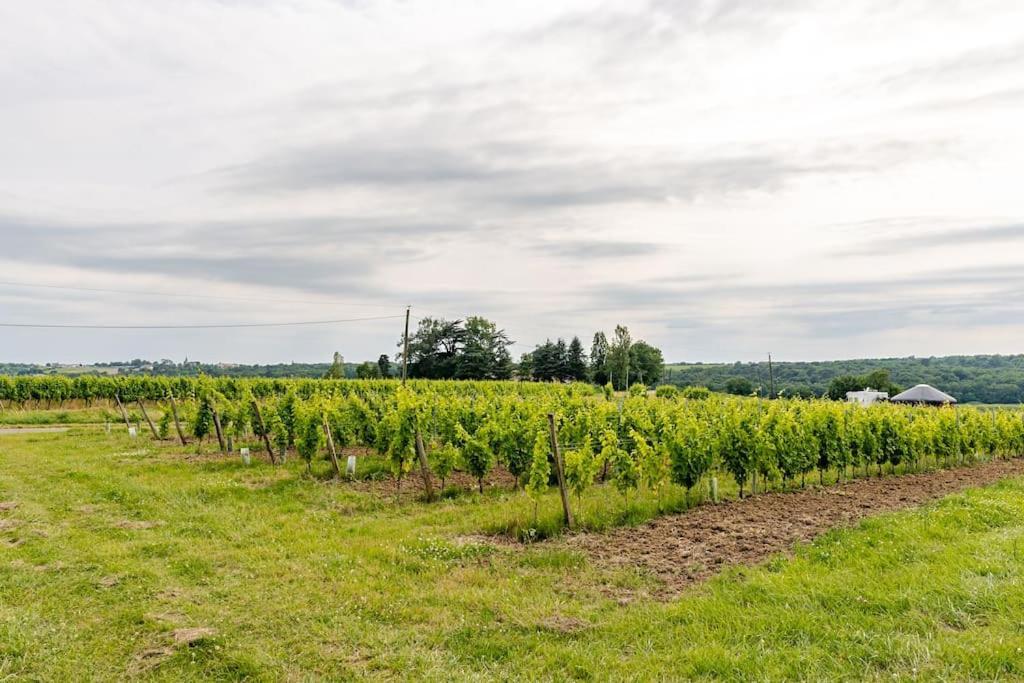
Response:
[1,0,1023,363]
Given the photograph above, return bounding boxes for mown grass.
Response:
[1,428,1024,680]
[0,406,146,426]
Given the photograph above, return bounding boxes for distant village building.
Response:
[846,388,889,406]
[890,384,957,405]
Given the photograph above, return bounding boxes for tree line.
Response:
[665,355,1024,403]
[397,317,664,388]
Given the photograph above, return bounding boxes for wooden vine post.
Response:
[167,393,188,446]
[546,413,574,529]
[136,398,159,439]
[114,394,131,430]
[414,429,435,502]
[250,400,277,465]
[321,416,342,479]
[210,403,227,453]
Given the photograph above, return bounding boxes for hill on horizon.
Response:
[664,354,1024,404]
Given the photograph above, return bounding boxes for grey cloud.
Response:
[0,212,468,298]
[216,143,499,192]
[841,222,1024,256]
[903,86,1024,114]
[879,40,1024,92]
[70,253,373,292]
[627,275,1024,353]
[529,239,664,260]
[214,137,946,210]
[575,263,1024,328]
[778,299,1024,339]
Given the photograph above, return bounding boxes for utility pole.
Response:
[768,353,776,399]
[402,305,410,385]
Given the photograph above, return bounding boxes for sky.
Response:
[2,0,1024,365]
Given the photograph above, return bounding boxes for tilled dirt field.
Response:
[564,457,1024,596]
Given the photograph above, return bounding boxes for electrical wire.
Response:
[0,280,405,309]
[0,314,405,330]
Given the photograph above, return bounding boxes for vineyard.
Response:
[4,376,1024,678]
[4,375,1023,538]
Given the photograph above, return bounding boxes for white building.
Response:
[846,388,889,406]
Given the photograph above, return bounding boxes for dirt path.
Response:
[564,457,1024,597]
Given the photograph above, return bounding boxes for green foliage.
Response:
[628,383,648,398]
[5,374,1024,514]
[190,395,213,441]
[355,361,382,379]
[526,431,551,499]
[563,440,600,498]
[382,387,418,480]
[276,391,299,447]
[601,429,637,495]
[590,332,610,385]
[719,404,758,494]
[724,376,755,396]
[402,316,513,380]
[157,408,172,439]
[827,369,901,400]
[267,411,289,453]
[662,354,1024,404]
[294,400,325,470]
[323,352,346,379]
[680,386,710,400]
[667,410,714,492]
[629,340,663,385]
[429,442,459,489]
[456,423,495,493]
[654,384,679,399]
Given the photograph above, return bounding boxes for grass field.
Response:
[0,406,128,426]
[2,427,1024,680]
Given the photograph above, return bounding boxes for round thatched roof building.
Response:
[889,384,957,405]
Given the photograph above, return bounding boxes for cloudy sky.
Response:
[2,0,1024,365]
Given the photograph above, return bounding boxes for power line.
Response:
[0,314,405,330]
[0,280,403,309]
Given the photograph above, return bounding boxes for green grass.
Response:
[0,406,144,426]
[2,429,1024,680]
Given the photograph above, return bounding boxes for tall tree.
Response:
[590,332,609,385]
[398,316,512,380]
[377,354,391,378]
[553,338,569,381]
[725,377,755,395]
[355,361,381,379]
[458,316,514,380]
[629,341,663,385]
[607,325,633,389]
[324,352,345,379]
[567,336,588,381]
[399,317,466,379]
[531,340,558,381]
[517,351,535,380]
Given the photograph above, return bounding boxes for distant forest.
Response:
[664,355,1024,404]
[5,353,1024,404]
[0,361,353,379]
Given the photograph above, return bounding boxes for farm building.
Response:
[889,384,957,405]
[846,388,889,405]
